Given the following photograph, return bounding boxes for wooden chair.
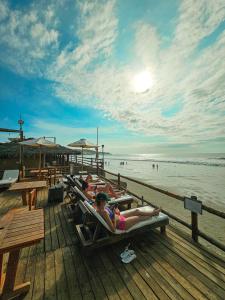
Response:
[28,189,37,211]
[75,200,169,255]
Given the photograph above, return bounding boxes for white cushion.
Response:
[0,178,17,186]
[84,201,168,235]
[2,170,19,181]
[108,194,133,204]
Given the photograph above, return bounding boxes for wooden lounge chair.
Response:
[72,185,134,207]
[0,170,19,188]
[75,199,169,255]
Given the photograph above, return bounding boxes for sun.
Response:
[132,70,154,93]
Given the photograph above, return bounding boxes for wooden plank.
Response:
[100,251,133,300]
[113,245,158,300]
[54,248,70,300]
[164,233,225,282]
[82,253,108,300]
[106,248,146,300]
[56,203,73,246]
[22,246,37,300]
[44,206,52,252]
[148,246,207,300]
[70,245,94,299]
[61,203,77,245]
[2,233,43,249]
[45,251,57,300]
[8,218,43,229]
[4,229,44,243]
[61,246,82,299]
[154,240,224,300]
[149,232,225,289]
[134,245,183,300]
[167,229,225,275]
[9,181,47,191]
[49,205,59,251]
[32,253,45,300]
[53,204,66,248]
[15,247,30,286]
[137,240,195,300]
[149,232,225,298]
[6,224,44,236]
[91,252,120,300]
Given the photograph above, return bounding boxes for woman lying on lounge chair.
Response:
[95,192,161,232]
[81,180,124,200]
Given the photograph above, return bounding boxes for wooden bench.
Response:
[0,208,44,299]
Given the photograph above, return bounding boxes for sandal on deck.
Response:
[121,253,136,264]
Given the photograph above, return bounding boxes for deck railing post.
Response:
[97,159,99,175]
[191,212,198,242]
[141,196,144,206]
[118,173,120,187]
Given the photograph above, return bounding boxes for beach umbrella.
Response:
[20,137,58,170]
[67,138,97,169]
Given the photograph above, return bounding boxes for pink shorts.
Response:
[117,215,126,230]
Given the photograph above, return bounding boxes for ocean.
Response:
[103,153,225,209]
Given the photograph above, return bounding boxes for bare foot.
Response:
[152,208,161,216]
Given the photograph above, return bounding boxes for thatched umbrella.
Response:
[67,138,97,170]
[20,137,58,170]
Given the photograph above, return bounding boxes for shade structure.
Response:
[20,137,58,169]
[67,138,97,169]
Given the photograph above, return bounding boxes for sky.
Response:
[0,0,225,154]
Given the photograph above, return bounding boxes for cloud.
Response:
[0,0,59,75]
[1,0,225,149]
[48,0,225,146]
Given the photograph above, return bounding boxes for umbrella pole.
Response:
[39,147,41,172]
[82,147,83,171]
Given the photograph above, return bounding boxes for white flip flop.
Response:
[122,253,137,264]
[120,249,135,259]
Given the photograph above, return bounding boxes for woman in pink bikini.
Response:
[95,192,161,232]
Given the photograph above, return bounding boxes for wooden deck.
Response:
[0,188,225,300]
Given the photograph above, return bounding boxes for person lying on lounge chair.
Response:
[95,192,161,232]
[81,180,123,200]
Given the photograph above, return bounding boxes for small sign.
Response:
[184,196,202,214]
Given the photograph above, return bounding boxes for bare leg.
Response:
[124,216,150,230]
[122,208,161,218]
[103,184,118,198]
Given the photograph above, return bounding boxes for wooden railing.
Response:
[69,156,104,171]
[99,168,225,253]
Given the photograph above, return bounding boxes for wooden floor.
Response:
[0,188,225,300]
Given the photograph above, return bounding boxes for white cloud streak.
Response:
[1,0,225,148]
[0,0,59,75]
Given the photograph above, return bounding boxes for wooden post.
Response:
[191,212,198,242]
[141,196,144,206]
[118,173,120,187]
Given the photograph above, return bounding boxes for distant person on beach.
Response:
[156,164,158,170]
[95,192,161,231]
[152,164,155,169]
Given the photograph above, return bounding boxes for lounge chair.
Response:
[0,170,19,188]
[72,185,134,208]
[75,199,169,254]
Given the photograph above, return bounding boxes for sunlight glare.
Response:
[132,70,154,93]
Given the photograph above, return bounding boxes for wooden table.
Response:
[9,181,47,205]
[0,209,44,300]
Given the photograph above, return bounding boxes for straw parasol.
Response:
[20,137,58,170]
[67,138,97,169]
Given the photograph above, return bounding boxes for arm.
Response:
[100,210,116,232]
